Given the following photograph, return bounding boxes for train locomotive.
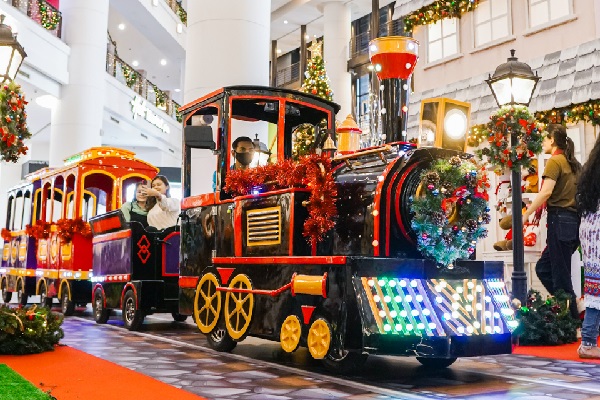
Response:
[177,38,516,373]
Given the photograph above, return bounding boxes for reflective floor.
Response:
[50,307,600,400]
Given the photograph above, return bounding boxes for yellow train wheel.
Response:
[224,274,254,340]
[307,318,331,359]
[194,273,221,334]
[280,315,301,353]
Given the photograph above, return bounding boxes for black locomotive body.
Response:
[178,86,515,371]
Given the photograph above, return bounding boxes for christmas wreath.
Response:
[25,221,52,240]
[55,218,92,243]
[0,81,30,163]
[1,228,11,242]
[515,289,579,345]
[410,156,491,268]
[475,106,543,173]
[224,154,337,246]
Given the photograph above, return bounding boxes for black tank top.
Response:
[130,202,148,228]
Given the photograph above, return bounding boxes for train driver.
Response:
[230,136,255,170]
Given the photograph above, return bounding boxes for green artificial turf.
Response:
[0,364,53,400]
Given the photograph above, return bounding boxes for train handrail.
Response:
[333,145,392,168]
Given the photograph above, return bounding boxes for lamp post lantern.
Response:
[486,49,540,306]
[0,15,26,83]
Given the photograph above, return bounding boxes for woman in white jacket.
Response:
[142,175,180,230]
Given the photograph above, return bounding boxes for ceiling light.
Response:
[276,49,281,54]
[132,60,139,67]
[176,23,183,33]
[152,0,159,5]
[160,59,167,66]
[118,23,125,30]
[284,20,288,24]
[305,34,309,40]
[174,88,181,92]
[35,94,57,109]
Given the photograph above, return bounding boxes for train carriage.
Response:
[89,211,184,330]
[0,147,158,315]
[177,86,516,373]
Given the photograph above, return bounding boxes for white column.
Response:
[323,1,352,120]
[183,0,271,103]
[49,0,108,167]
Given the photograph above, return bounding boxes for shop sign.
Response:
[130,96,170,134]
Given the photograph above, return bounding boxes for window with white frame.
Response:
[474,0,510,47]
[428,18,459,63]
[529,0,571,28]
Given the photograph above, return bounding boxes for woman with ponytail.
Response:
[523,124,582,319]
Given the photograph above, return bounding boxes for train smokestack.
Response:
[369,36,419,143]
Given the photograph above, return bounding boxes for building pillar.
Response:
[184,0,270,103]
[49,0,108,167]
[270,40,278,87]
[323,1,352,120]
[300,25,307,85]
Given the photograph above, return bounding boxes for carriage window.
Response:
[6,196,15,229]
[82,192,96,222]
[230,99,278,170]
[22,192,32,228]
[12,193,24,231]
[189,106,219,196]
[47,190,63,223]
[34,190,42,222]
[66,193,74,219]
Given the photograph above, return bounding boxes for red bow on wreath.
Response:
[441,186,468,213]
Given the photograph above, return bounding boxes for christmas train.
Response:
[0,148,158,315]
[172,71,515,375]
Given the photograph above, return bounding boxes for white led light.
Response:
[496,295,509,302]
[485,326,492,333]
[476,285,483,292]
[452,293,460,300]
[458,326,465,333]
[379,310,386,317]
[378,279,386,286]
[411,310,419,316]
[501,308,514,315]
[436,296,443,303]
[373,295,380,302]
[416,295,423,302]
[473,321,480,328]
[384,324,391,331]
[405,295,413,302]
[396,324,403,330]
[422,309,430,316]
[456,286,463,293]
[485,296,492,302]
[494,326,502,333]
[399,280,407,287]
[389,280,397,287]
[429,322,437,329]
[410,280,418,287]
[435,285,442,292]
[467,282,475,289]
[384,296,391,303]
[440,281,447,288]
[444,312,451,319]
[406,324,413,331]
[417,323,425,330]
[493,312,500,319]
[390,310,397,318]
[467,294,474,301]
[400,310,408,317]
[508,320,519,328]
[368,279,374,287]
[452,311,459,318]
[467,326,474,333]
[452,303,460,310]
[476,303,482,310]
[465,305,472,311]
[484,311,492,318]
[394,295,401,302]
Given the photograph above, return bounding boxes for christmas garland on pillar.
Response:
[0,81,31,163]
[224,154,337,245]
[410,156,491,268]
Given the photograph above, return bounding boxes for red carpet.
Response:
[513,339,600,364]
[0,346,205,400]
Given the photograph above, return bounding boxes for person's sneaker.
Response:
[578,345,600,359]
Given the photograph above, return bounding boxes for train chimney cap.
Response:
[337,114,362,133]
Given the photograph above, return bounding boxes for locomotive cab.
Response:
[178,86,515,373]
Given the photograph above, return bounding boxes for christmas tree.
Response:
[301,41,333,101]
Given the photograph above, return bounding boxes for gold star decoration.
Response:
[308,41,323,58]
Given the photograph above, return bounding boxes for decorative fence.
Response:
[106,53,182,123]
[7,0,62,38]
[348,20,405,59]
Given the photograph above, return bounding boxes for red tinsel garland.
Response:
[25,220,52,240]
[55,217,92,243]
[224,154,337,245]
[1,228,11,242]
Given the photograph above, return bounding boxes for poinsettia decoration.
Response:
[25,221,52,240]
[224,154,337,246]
[0,81,30,162]
[55,217,92,243]
[1,228,11,242]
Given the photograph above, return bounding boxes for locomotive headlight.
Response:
[444,109,468,139]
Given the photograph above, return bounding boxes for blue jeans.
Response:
[535,208,580,318]
[582,307,600,346]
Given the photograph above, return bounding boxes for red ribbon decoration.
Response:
[441,186,468,213]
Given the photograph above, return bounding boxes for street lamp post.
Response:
[0,15,26,82]
[485,49,540,305]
